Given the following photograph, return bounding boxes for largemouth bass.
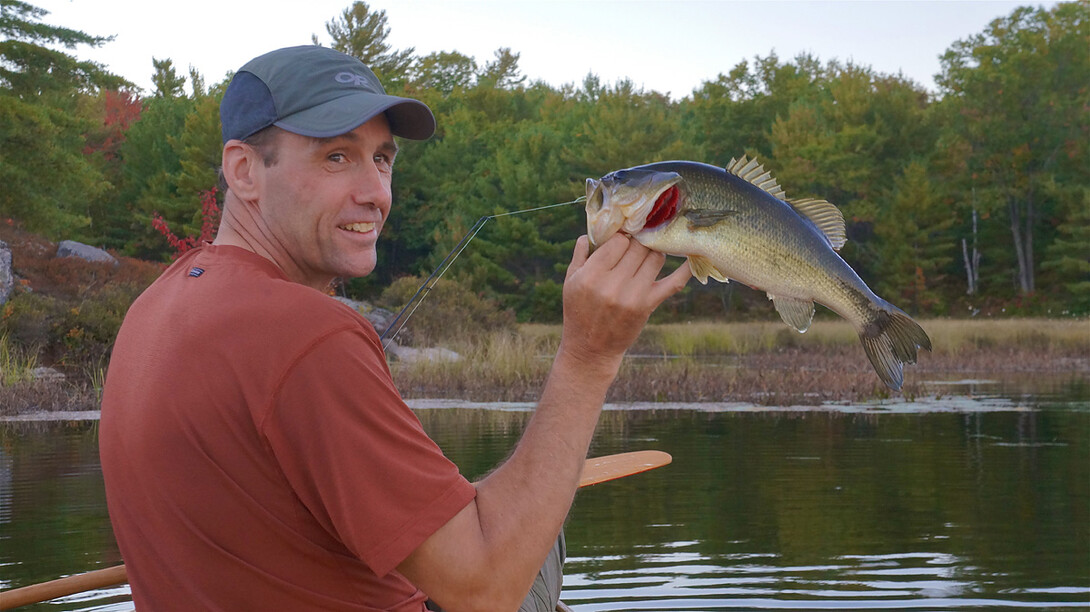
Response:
[585,156,931,390]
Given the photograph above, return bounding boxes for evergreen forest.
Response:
[2,0,1088,323]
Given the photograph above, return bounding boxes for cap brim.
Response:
[274,92,435,141]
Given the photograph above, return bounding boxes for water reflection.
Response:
[554,403,1089,610]
[0,423,122,598]
[1,389,1088,610]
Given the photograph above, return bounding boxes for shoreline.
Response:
[391,345,1089,406]
[0,393,1062,423]
[2,342,1086,421]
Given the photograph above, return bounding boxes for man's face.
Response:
[253,116,398,290]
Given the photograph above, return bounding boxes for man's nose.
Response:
[353,163,392,210]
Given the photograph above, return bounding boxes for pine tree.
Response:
[0,0,126,100]
[319,1,414,87]
[479,48,526,89]
[0,0,128,236]
[151,58,186,98]
[1042,188,1090,314]
[874,161,957,314]
[412,51,476,95]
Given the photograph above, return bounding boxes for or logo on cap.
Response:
[335,72,371,87]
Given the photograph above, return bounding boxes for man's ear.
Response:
[221,140,261,201]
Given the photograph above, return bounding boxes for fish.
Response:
[584,156,931,390]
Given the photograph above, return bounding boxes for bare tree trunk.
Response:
[962,203,980,295]
[1008,197,1035,295]
[1025,193,1035,293]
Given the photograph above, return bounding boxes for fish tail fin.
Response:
[858,303,932,391]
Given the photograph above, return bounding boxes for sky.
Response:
[32,0,1049,98]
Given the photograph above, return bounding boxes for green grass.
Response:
[922,318,1089,354]
[637,321,857,355]
[634,318,1087,356]
[0,333,39,387]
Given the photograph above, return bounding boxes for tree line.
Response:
[2,0,1087,321]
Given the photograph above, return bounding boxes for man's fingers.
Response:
[610,238,659,279]
[566,235,591,281]
[569,233,689,308]
[633,249,667,282]
[648,262,693,305]
[588,233,634,271]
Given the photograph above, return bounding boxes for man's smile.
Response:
[339,222,376,234]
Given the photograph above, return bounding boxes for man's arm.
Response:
[398,234,691,611]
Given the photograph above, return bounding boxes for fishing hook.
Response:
[380,196,587,349]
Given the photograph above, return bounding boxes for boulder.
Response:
[330,296,397,334]
[56,240,118,267]
[31,366,66,382]
[0,240,12,305]
[326,296,460,364]
[385,344,462,364]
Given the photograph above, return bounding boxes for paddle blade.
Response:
[579,450,672,487]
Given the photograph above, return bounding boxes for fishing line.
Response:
[380,195,587,348]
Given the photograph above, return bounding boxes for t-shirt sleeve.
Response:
[261,324,477,577]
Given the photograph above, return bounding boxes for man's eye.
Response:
[328,153,347,163]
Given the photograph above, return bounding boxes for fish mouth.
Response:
[585,169,682,247]
[585,177,626,248]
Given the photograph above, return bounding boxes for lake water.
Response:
[2,379,1088,610]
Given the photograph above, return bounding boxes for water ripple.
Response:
[561,547,1090,610]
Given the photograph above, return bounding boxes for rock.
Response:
[31,367,66,382]
[0,240,12,305]
[385,345,462,364]
[56,240,118,267]
[330,296,398,334]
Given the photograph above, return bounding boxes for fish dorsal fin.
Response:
[725,155,786,200]
[725,156,848,251]
[788,197,847,251]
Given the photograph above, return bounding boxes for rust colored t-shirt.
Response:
[100,245,476,611]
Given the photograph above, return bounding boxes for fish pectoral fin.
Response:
[684,208,738,229]
[768,294,815,333]
[687,255,729,285]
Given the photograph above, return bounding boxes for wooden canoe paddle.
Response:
[0,450,671,610]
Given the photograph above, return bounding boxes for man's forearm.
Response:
[472,346,620,594]
[399,236,689,611]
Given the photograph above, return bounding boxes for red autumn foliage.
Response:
[83,90,143,160]
[151,188,221,260]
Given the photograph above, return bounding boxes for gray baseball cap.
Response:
[220,45,435,143]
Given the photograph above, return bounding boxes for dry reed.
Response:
[391,318,1089,404]
[0,379,99,416]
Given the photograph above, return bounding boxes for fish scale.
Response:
[585,158,931,390]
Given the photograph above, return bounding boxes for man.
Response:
[100,45,690,611]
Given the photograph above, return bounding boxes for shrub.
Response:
[0,236,162,379]
[378,275,516,347]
